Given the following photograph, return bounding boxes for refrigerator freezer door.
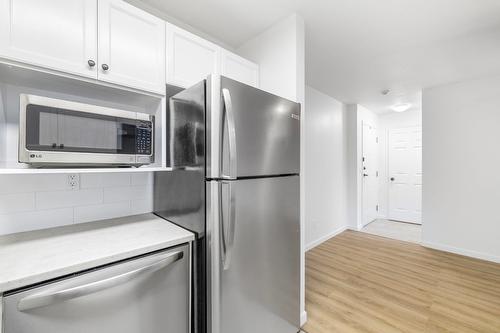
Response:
[207,176,300,333]
[208,76,300,179]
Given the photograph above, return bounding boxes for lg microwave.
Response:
[19,94,154,167]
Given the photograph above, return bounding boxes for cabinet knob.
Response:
[390,177,395,181]
[102,64,109,71]
[87,59,96,67]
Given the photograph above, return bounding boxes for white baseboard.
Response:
[421,241,500,264]
[300,310,307,327]
[305,225,348,251]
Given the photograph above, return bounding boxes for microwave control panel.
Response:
[136,121,153,156]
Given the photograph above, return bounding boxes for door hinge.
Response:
[376,205,379,212]
[376,137,379,143]
[376,171,379,177]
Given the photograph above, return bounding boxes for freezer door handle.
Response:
[221,88,237,179]
[220,181,236,270]
[17,250,184,311]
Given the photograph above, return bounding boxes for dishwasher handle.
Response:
[17,250,184,312]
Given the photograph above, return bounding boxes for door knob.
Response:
[390,177,395,181]
[363,173,369,177]
[87,59,96,67]
[102,64,109,71]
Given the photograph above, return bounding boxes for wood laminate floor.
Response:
[303,231,500,333]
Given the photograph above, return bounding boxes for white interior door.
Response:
[362,122,378,227]
[388,126,422,224]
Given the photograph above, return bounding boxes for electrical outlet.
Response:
[67,174,80,190]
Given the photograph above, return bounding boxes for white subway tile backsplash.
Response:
[104,185,152,203]
[74,201,131,224]
[131,172,153,186]
[0,174,69,194]
[36,189,103,210]
[131,198,153,215]
[80,173,131,188]
[0,193,36,214]
[0,208,74,235]
[0,172,156,236]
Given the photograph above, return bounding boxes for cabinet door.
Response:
[166,23,220,88]
[0,0,98,78]
[221,50,259,88]
[98,0,165,94]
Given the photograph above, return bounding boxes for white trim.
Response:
[350,225,362,232]
[300,310,308,327]
[360,120,378,230]
[305,225,347,251]
[421,241,500,264]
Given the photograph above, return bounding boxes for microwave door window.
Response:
[38,111,58,148]
[25,104,137,154]
[57,114,119,151]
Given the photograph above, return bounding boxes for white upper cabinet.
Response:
[221,50,259,88]
[0,0,258,94]
[98,0,166,94]
[166,23,220,88]
[0,0,98,78]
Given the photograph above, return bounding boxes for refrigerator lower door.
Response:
[207,176,300,333]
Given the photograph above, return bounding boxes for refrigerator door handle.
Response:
[220,181,236,271]
[221,88,237,179]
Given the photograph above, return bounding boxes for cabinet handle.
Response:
[87,59,96,67]
[102,64,109,71]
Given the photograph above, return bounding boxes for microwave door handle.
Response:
[221,88,237,180]
[17,251,183,312]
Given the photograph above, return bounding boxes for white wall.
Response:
[346,104,379,230]
[304,86,348,250]
[422,75,500,263]
[238,14,308,325]
[238,14,305,103]
[377,109,422,217]
[0,172,154,235]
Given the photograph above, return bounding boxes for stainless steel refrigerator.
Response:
[154,75,300,333]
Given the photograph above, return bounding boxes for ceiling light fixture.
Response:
[391,103,411,112]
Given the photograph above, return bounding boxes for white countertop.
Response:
[0,214,194,292]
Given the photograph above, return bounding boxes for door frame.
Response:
[361,121,379,228]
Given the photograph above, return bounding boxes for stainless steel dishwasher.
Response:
[2,244,191,333]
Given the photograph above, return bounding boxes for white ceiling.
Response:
[138,0,500,113]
